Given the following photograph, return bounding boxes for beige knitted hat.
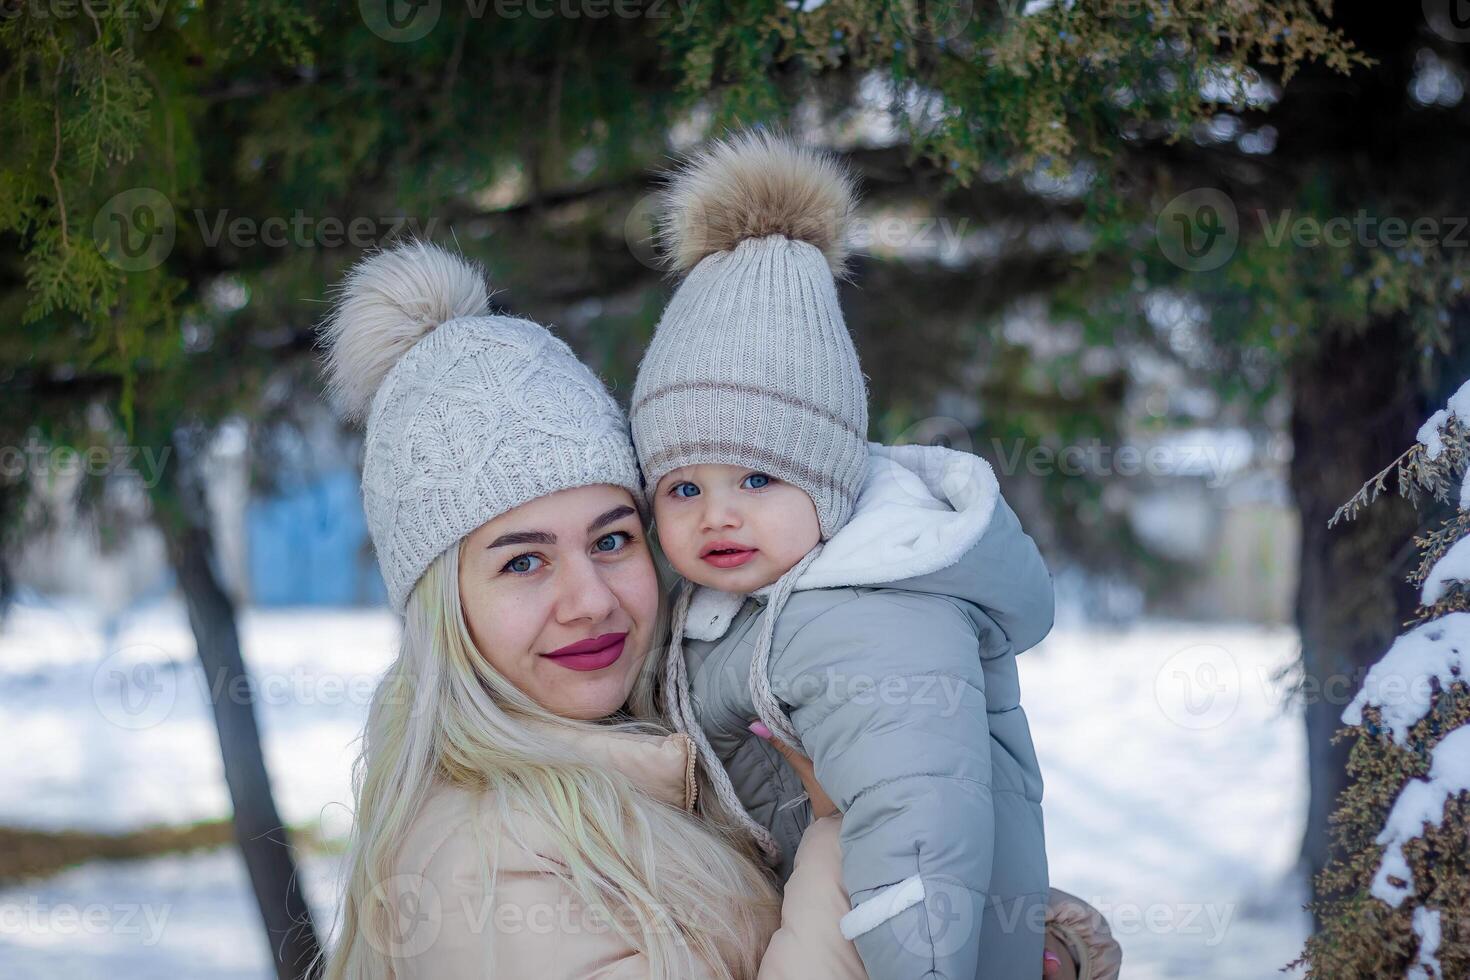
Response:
[630,130,868,538]
[321,242,645,613]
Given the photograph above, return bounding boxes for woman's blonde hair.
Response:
[323,540,779,980]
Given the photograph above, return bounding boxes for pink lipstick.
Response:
[542,632,627,671]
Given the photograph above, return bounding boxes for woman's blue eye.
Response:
[669,482,701,498]
[504,554,544,575]
[741,472,772,489]
[594,531,631,553]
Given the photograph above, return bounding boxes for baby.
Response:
[631,131,1056,980]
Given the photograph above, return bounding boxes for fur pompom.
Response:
[658,130,858,277]
[321,241,490,422]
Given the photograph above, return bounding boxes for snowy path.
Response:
[0,602,1309,977]
[1028,624,1309,977]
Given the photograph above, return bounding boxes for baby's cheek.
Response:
[773,494,821,550]
[651,507,693,558]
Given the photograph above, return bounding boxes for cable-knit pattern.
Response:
[361,315,645,612]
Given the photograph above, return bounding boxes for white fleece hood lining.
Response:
[682,443,1001,642]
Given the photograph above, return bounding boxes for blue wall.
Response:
[246,469,388,606]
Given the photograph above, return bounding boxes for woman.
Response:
[318,242,1116,978]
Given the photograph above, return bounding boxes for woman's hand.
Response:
[748,721,837,818]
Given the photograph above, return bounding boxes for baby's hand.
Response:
[748,721,837,818]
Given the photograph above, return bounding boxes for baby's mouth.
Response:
[699,543,759,568]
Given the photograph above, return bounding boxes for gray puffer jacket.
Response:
[680,442,1054,980]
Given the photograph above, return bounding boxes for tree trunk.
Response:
[1289,320,1426,917]
[156,434,323,979]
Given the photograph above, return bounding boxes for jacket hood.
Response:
[685,442,1053,649]
[778,442,1000,590]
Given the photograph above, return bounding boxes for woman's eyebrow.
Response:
[486,530,556,549]
[485,507,633,548]
[587,505,637,534]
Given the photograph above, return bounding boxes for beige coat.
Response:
[388,725,863,979]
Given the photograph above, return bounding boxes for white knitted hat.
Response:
[321,242,645,613]
[630,131,868,538]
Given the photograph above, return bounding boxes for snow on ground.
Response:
[0,600,1309,978]
[0,598,399,835]
[1027,622,1309,978]
[0,848,344,980]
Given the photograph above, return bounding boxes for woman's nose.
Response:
[554,554,619,625]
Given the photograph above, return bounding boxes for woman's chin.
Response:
[539,664,642,720]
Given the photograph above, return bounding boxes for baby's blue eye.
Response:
[669,482,701,498]
[504,554,544,575]
[594,532,630,553]
[741,472,772,489]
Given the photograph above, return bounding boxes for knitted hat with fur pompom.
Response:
[321,241,644,613]
[630,130,868,538]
